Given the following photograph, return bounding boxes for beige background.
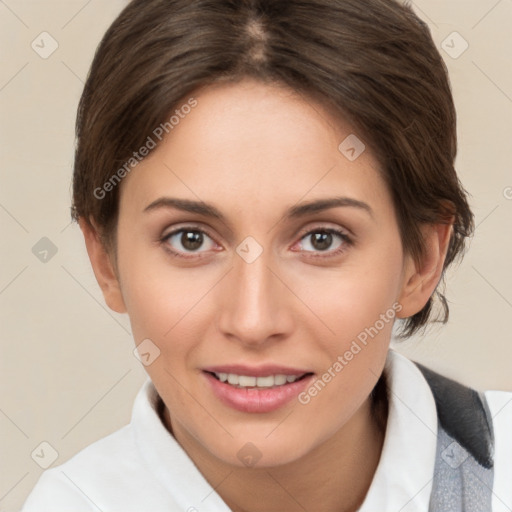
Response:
[1,1,511,510]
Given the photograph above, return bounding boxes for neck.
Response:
[163,376,388,512]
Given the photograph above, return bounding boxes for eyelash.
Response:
[159,225,353,260]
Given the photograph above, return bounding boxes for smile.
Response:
[209,371,310,388]
[202,368,315,413]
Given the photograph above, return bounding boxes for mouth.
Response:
[202,368,315,413]
[205,370,313,389]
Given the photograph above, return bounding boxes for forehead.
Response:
[119,78,389,219]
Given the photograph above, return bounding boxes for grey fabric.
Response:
[429,422,494,511]
[415,362,494,469]
[413,363,495,511]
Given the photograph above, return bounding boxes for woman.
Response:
[21,0,512,511]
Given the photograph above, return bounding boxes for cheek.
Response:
[293,235,403,403]
[296,275,397,433]
[299,242,403,342]
[115,236,172,340]
[123,273,200,348]
[118,244,216,366]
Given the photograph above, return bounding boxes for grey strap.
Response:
[413,362,495,511]
[429,421,494,511]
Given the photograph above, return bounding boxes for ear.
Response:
[79,217,127,314]
[396,220,453,319]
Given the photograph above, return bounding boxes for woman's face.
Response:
[111,78,410,467]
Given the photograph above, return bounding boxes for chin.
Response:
[204,428,317,469]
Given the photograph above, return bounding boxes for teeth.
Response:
[227,373,238,385]
[213,372,303,388]
[274,375,287,386]
[238,375,257,387]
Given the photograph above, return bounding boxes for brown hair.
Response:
[71,0,474,338]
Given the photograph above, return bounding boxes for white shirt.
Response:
[21,349,512,512]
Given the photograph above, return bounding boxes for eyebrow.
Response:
[143,196,373,221]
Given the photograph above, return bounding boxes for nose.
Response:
[217,247,294,349]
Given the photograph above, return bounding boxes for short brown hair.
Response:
[71,0,474,338]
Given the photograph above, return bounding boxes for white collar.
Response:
[359,348,438,511]
[131,348,438,511]
[131,377,232,511]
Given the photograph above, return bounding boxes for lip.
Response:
[202,367,315,414]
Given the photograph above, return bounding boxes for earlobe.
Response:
[78,217,127,314]
[396,221,453,319]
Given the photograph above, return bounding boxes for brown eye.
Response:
[180,231,204,251]
[296,228,353,258]
[162,228,216,256]
[309,232,334,251]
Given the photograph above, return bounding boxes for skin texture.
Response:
[80,78,453,512]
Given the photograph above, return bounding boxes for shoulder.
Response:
[412,356,512,511]
[21,378,183,512]
[485,388,512,454]
[411,356,512,510]
[484,389,512,512]
[21,425,139,512]
[484,388,512,424]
